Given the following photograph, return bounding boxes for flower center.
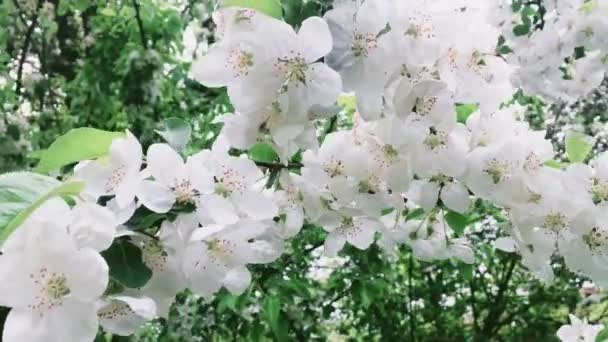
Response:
[46,274,70,300]
[524,152,543,172]
[352,32,378,58]
[141,240,168,273]
[583,226,608,256]
[405,12,435,39]
[382,144,400,161]
[28,268,71,315]
[324,158,344,178]
[98,301,135,320]
[591,178,608,204]
[105,165,126,192]
[227,48,254,78]
[414,96,438,116]
[172,178,199,204]
[484,158,511,184]
[207,238,236,257]
[423,128,447,150]
[276,53,308,84]
[543,212,567,233]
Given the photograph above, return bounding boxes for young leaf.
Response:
[565,132,593,163]
[263,296,283,337]
[33,128,125,173]
[101,239,153,288]
[221,0,282,19]
[0,172,84,244]
[249,142,280,163]
[456,103,478,124]
[445,211,469,235]
[156,117,192,152]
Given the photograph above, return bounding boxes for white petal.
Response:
[190,46,231,87]
[0,253,37,308]
[146,143,184,185]
[298,17,333,61]
[408,180,440,210]
[99,296,157,336]
[233,191,278,220]
[4,300,98,342]
[65,248,109,302]
[440,182,471,214]
[69,203,117,251]
[137,180,176,213]
[494,237,518,253]
[324,232,346,256]
[199,194,239,225]
[114,174,140,209]
[110,131,142,172]
[223,266,252,295]
[347,219,376,250]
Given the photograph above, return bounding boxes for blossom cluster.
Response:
[2,0,608,340]
[492,0,608,102]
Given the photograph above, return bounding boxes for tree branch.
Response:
[408,254,416,342]
[15,0,42,97]
[131,0,148,49]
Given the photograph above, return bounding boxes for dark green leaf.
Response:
[513,24,530,36]
[445,211,469,235]
[102,239,152,288]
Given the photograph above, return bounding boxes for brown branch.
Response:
[11,0,28,25]
[131,0,148,49]
[479,256,518,338]
[15,0,42,97]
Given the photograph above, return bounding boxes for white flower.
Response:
[0,224,108,342]
[183,220,281,298]
[317,210,379,256]
[402,213,474,264]
[139,143,214,213]
[192,148,278,225]
[193,12,341,115]
[75,131,143,209]
[97,294,157,336]
[557,315,603,342]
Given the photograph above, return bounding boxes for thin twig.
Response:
[131,0,148,49]
[408,254,416,342]
[15,0,42,97]
[255,161,304,170]
[11,0,28,25]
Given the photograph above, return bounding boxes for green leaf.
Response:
[456,103,478,124]
[249,142,279,163]
[565,132,593,163]
[596,326,608,342]
[406,208,426,221]
[263,296,281,334]
[156,117,192,151]
[222,0,282,19]
[461,264,474,281]
[34,128,125,173]
[513,24,530,36]
[101,239,152,288]
[544,159,567,169]
[0,172,84,244]
[445,211,469,235]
